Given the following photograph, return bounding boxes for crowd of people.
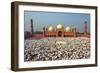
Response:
[24,37,90,61]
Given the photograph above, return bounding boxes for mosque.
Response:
[25,18,90,39]
[43,24,77,37]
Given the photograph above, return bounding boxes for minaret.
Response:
[43,27,45,37]
[84,21,87,35]
[30,18,34,34]
[74,27,77,37]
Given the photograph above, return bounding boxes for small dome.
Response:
[48,26,54,32]
[65,26,71,32]
[57,24,63,29]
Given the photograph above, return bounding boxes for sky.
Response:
[24,11,90,33]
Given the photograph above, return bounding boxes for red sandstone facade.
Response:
[43,26,77,37]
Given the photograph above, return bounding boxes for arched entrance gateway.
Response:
[58,31,62,37]
[56,24,63,37]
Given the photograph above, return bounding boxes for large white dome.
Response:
[57,24,63,29]
[65,26,71,32]
[48,26,54,32]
